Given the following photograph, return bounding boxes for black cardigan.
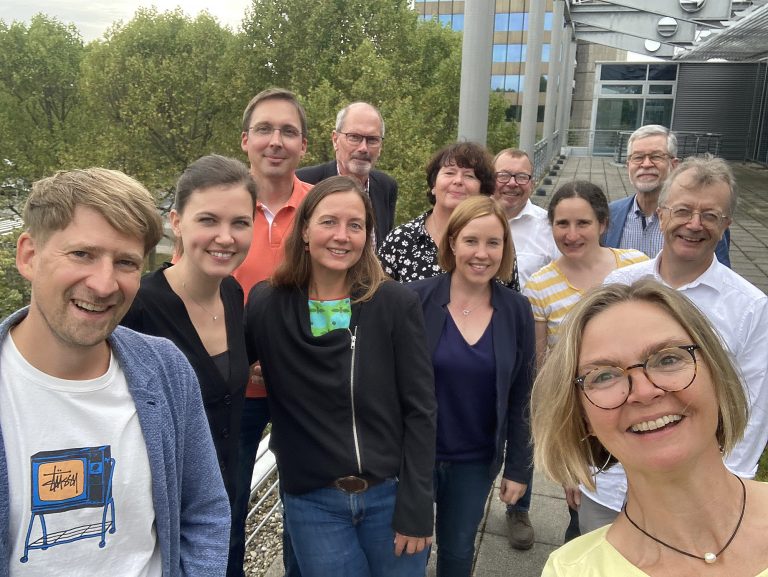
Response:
[121,264,248,503]
[408,273,536,483]
[244,279,436,537]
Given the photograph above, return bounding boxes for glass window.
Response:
[495,12,526,31]
[649,85,674,95]
[452,14,464,30]
[601,85,643,95]
[438,14,452,28]
[600,65,647,81]
[490,75,523,92]
[493,44,524,62]
[643,99,674,126]
[594,99,643,154]
[541,44,550,62]
[544,12,553,31]
[491,75,506,91]
[648,64,677,80]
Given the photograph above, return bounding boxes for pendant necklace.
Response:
[622,475,746,564]
[182,281,220,321]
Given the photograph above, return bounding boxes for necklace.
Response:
[622,475,746,564]
[450,300,485,316]
[181,281,220,321]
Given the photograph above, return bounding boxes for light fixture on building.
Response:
[679,0,706,12]
[645,39,662,52]
[657,17,679,37]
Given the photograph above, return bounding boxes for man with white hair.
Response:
[297,102,397,248]
[604,124,730,266]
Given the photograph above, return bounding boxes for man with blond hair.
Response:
[0,168,230,575]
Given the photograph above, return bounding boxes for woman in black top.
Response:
[121,154,256,577]
[244,176,436,577]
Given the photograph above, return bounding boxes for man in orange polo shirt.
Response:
[230,88,312,577]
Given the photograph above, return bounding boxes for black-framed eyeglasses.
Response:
[249,123,303,139]
[628,152,671,165]
[575,345,700,410]
[339,132,383,147]
[659,205,729,227]
[495,171,532,185]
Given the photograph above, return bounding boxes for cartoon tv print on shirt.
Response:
[20,446,116,563]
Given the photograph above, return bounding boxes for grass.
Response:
[757,448,768,482]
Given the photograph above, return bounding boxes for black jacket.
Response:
[408,273,536,483]
[121,265,248,503]
[245,280,436,537]
[296,160,398,248]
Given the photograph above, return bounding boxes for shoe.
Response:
[506,510,535,550]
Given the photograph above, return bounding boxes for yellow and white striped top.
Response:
[523,248,649,348]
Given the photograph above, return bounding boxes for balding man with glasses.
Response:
[492,148,559,289]
[574,154,768,536]
[298,102,397,248]
[604,124,730,266]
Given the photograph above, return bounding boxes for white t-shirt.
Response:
[0,335,162,576]
[508,201,560,288]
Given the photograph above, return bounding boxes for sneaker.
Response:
[506,510,535,550]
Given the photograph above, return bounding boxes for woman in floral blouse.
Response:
[378,142,519,290]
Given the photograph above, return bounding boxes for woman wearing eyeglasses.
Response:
[378,142,520,291]
[531,279,768,576]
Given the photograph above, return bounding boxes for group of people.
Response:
[1,81,767,577]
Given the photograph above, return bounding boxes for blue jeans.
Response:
[434,460,494,577]
[283,480,428,577]
[228,397,270,577]
[505,470,533,514]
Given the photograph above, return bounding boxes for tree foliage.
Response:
[0,3,520,310]
[0,15,85,205]
[0,230,30,318]
[78,8,243,195]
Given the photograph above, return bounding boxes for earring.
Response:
[303,241,309,252]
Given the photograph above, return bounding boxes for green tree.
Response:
[79,8,242,196]
[0,230,30,317]
[0,15,85,207]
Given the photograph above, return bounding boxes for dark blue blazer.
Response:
[408,273,536,483]
[605,194,731,267]
[296,160,398,249]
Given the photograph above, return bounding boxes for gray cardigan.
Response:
[0,308,230,577]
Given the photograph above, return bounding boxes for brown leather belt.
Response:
[331,475,384,494]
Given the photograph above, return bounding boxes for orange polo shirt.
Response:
[234,175,312,397]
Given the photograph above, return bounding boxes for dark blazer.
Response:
[605,194,731,267]
[297,160,398,248]
[408,273,536,483]
[121,264,248,503]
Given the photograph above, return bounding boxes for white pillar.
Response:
[457,0,495,144]
[542,1,564,153]
[519,1,545,153]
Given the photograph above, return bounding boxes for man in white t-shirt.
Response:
[493,149,559,290]
[577,154,768,534]
[0,168,230,576]
[492,148,558,550]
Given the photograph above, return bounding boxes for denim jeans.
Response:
[433,460,494,577]
[228,397,270,577]
[505,470,533,514]
[283,479,429,577]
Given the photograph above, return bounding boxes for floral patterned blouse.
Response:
[378,210,520,291]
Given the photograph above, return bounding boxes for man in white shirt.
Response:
[577,154,768,533]
[492,148,558,549]
[493,149,558,289]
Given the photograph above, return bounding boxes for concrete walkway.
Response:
[265,155,768,577]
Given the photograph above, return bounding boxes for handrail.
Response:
[244,435,281,547]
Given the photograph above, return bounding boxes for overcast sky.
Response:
[4,1,253,40]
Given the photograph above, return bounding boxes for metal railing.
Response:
[532,130,563,182]
[244,435,281,548]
